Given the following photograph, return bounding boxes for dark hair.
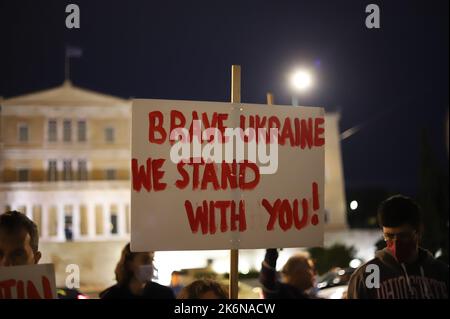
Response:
[115,243,140,286]
[377,195,422,231]
[114,243,154,287]
[177,279,228,299]
[0,211,39,252]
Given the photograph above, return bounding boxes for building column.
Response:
[72,204,81,240]
[123,203,129,236]
[57,160,63,181]
[117,203,126,237]
[102,203,111,238]
[41,204,49,240]
[26,204,33,220]
[87,203,96,240]
[56,204,65,241]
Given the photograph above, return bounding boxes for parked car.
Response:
[316,267,355,299]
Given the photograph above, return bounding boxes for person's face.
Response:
[171,273,181,286]
[0,228,41,267]
[383,224,418,243]
[304,259,316,289]
[286,259,316,291]
[128,252,154,279]
[383,224,419,263]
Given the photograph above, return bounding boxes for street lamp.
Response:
[290,69,313,106]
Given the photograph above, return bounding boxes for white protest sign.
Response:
[131,99,325,251]
[0,264,57,299]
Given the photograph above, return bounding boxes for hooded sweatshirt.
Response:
[347,247,448,299]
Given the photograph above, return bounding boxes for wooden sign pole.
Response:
[266,92,274,105]
[229,65,241,299]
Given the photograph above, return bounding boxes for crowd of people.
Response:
[0,194,448,299]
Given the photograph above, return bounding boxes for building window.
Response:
[18,124,29,142]
[48,120,57,142]
[47,160,58,181]
[63,160,73,181]
[104,127,115,143]
[78,120,87,142]
[105,169,116,180]
[17,169,29,182]
[63,120,72,142]
[77,160,88,181]
[65,214,73,241]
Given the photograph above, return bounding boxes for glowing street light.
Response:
[349,259,362,268]
[290,69,313,106]
[291,69,313,91]
[350,200,358,211]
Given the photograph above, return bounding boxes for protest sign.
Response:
[0,264,57,299]
[131,99,325,251]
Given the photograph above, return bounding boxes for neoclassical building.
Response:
[0,81,131,244]
[0,81,348,290]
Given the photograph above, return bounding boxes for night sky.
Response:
[1,0,448,196]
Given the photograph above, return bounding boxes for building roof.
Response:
[1,81,130,107]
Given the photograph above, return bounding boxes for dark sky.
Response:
[1,0,448,196]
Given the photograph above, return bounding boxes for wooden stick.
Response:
[229,65,241,299]
[266,92,274,105]
[232,65,241,103]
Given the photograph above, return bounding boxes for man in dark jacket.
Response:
[347,195,449,299]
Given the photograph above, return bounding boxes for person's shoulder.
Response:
[280,282,309,299]
[429,257,449,277]
[347,258,382,299]
[431,257,449,269]
[146,281,171,291]
[99,284,122,299]
[351,257,381,279]
[144,281,175,299]
[420,248,449,276]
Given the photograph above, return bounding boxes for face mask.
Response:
[135,264,154,283]
[387,239,417,263]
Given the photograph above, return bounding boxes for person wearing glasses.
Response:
[347,195,448,299]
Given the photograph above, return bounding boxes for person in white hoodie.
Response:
[347,195,448,299]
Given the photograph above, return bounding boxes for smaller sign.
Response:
[0,264,57,299]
